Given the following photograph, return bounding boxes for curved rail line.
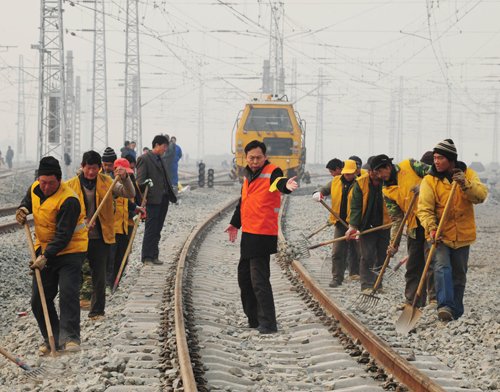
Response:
[0,218,34,234]
[0,206,17,217]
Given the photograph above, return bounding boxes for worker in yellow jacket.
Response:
[418,139,487,322]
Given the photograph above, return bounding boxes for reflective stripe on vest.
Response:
[241,163,281,235]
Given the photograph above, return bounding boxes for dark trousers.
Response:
[405,225,436,307]
[87,238,110,317]
[359,228,390,291]
[31,251,86,347]
[107,232,131,288]
[142,195,169,261]
[331,225,349,283]
[345,241,360,277]
[238,255,277,331]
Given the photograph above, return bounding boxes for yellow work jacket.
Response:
[66,173,116,244]
[32,181,88,255]
[382,159,422,231]
[418,168,487,248]
[347,173,391,227]
[114,197,129,235]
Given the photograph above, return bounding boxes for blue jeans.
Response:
[430,242,469,319]
[142,195,169,261]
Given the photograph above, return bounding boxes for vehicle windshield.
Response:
[243,108,293,132]
[263,137,293,156]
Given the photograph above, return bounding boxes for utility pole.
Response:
[123,0,142,151]
[446,85,452,139]
[268,0,284,95]
[368,102,375,156]
[74,76,81,163]
[417,106,422,157]
[493,91,499,164]
[396,77,404,162]
[198,81,204,160]
[17,55,26,165]
[262,59,270,94]
[290,58,297,105]
[65,50,74,168]
[315,68,324,164]
[91,0,109,152]
[389,90,396,158]
[36,0,67,178]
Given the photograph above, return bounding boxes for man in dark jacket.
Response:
[136,135,177,265]
[6,146,14,169]
[225,140,298,334]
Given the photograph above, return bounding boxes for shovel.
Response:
[24,223,57,357]
[0,346,65,380]
[86,176,120,229]
[298,223,392,258]
[296,220,333,248]
[112,185,150,294]
[319,200,349,228]
[396,182,458,334]
[353,193,418,312]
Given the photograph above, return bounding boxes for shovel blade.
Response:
[396,305,423,334]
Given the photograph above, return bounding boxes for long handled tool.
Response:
[86,176,120,229]
[112,186,150,294]
[396,182,458,334]
[319,200,349,228]
[24,223,57,357]
[0,346,64,380]
[298,223,392,258]
[297,220,333,248]
[353,193,418,312]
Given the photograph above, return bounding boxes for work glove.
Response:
[143,178,153,188]
[16,207,29,225]
[29,255,47,275]
[452,169,466,185]
[387,245,398,257]
[135,206,146,219]
[84,218,96,233]
[345,227,360,242]
[410,184,420,196]
[429,229,442,245]
[312,192,324,202]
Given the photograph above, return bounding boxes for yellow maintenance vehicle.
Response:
[230,93,310,183]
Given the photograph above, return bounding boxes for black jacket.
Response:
[136,151,177,204]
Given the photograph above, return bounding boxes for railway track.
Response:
[0,206,17,217]
[0,218,33,234]
[166,194,480,392]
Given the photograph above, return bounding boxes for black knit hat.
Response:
[102,147,117,163]
[420,151,434,165]
[433,139,457,162]
[371,154,394,170]
[37,156,62,178]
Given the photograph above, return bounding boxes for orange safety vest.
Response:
[32,181,88,255]
[423,169,476,242]
[382,159,422,231]
[241,163,281,235]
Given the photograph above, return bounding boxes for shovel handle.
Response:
[412,182,458,308]
[308,223,392,250]
[24,223,57,357]
[306,222,331,239]
[87,176,120,229]
[372,192,418,292]
[319,200,349,229]
[112,186,149,294]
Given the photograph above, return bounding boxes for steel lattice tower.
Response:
[290,58,297,105]
[314,69,324,164]
[268,1,284,95]
[65,50,74,168]
[446,85,452,139]
[17,55,26,164]
[198,81,204,160]
[396,77,404,162]
[123,0,142,151]
[37,0,67,178]
[74,76,81,163]
[91,0,109,152]
[389,90,396,158]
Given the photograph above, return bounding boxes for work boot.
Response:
[152,258,164,265]
[396,302,407,311]
[437,307,453,322]
[348,275,360,280]
[38,343,51,357]
[329,279,342,288]
[361,288,373,295]
[424,300,438,311]
[257,326,277,334]
[64,341,80,353]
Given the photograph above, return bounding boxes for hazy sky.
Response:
[1,0,499,166]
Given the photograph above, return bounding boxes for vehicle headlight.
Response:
[294,141,299,146]
[238,140,243,145]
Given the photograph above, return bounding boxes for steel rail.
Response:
[0,218,34,235]
[278,195,446,392]
[175,197,239,392]
[0,206,18,217]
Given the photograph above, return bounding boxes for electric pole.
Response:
[65,50,74,168]
[198,81,204,161]
[17,55,26,165]
[267,1,284,95]
[290,58,297,105]
[315,68,324,164]
[389,90,396,158]
[369,102,375,156]
[36,0,67,178]
[74,76,81,164]
[446,85,452,139]
[417,106,422,157]
[396,77,404,162]
[91,0,109,152]
[123,0,142,151]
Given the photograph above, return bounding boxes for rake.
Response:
[296,221,333,252]
[351,192,418,313]
[0,346,66,381]
[371,256,408,281]
[298,223,392,259]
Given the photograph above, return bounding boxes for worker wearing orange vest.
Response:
[17,157,88,355]
[225,140,298,334]
[418,139,487,321]
[372,154,436,310]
